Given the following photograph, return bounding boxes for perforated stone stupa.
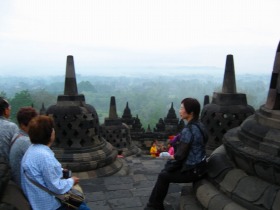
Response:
[46,55,122,177]
[100,96,141,157]
[195,43,280,210]
[224,43,280,185]
[201,55,255,150]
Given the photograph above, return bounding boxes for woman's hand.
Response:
[72,176,80,185]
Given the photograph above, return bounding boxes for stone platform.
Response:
[78,155,203,210]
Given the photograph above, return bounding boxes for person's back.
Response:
[0,151,31,210]
[10,132,31,186]
[9,107,37,187]
[0,97,19,161]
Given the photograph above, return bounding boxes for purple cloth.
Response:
[170,134,181,146]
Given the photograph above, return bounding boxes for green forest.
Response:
[0,73,271,130]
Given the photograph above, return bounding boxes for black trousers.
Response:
[147,168,202,210]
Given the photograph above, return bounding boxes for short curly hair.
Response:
[17,107,38,127]
[28,115,55,145]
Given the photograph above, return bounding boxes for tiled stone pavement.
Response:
[79,155,203,210]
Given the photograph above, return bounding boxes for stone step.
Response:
[180,184,203,210]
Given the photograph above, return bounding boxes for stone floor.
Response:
[79,155,203,210]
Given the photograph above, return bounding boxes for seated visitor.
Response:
[9,107,38,186]
[159,146,171,159]
[21,115,90,210]
[0,97,19,161]
[145,98,208,210]
[155,140,163,157]
[150,140,158,158]
[167,143,174,158]
[0,150,31,210]
[117,150,124,158]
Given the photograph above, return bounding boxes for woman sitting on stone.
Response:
[145,98,208,210]
[21,115,89,210]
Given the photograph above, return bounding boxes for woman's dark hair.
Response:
[0,97,9,116]
[28,115,55,145]
[181,98,201,120]
[17,107,38,126]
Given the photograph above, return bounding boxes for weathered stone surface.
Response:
[195,42,280,210]
[105,190,132,199]
[87,200,110,210]
[255,185,280,210]
[223,202,248,210]
[233,176,269,202]
[208,194,231,210]
[86,191,105,202]
[272,190,280,210]
[132,174,147,182]
[220,169,248,193]
[196,180,220,208]
[180,185,203,210]
[207,151,234,180]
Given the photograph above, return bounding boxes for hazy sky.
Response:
[0,0,280,76]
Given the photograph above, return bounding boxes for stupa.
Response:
[201,55,255,150]
[46,55,122,177]
[100,96,141,157]
[164,102,180,135]
[195,43,280,210]
[121,102,134,128]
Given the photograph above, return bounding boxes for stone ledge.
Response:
[194,179,247,210]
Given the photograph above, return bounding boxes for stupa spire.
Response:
[203,95,210,106]
[64,55,78,96]
[40,103,46,115]
[265,41,280,110]
[222,54,236,93]
[109,96,118,119]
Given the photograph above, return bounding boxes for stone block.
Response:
[132,174,147,182]
[106,183,133,191]
[233,176,269,202]
[220,169,248,193]
[255,185,280,210]
[223,202,248,210]
[233,154,255,175]
[208,194,231,210]
[259,142,279,156]
[272,190,280,210]
[207,153,234,180]
[87,200,111,210]
[105,190,132,199]
[131,187,151,197]
[108,197,142,209]
[254,162,275,185]
[133,180,155,188]
[85,191,105,202]
[196,180,220,208]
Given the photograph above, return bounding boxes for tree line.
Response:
[0,74,271,129]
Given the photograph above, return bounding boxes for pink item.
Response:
[168,146,174,156]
